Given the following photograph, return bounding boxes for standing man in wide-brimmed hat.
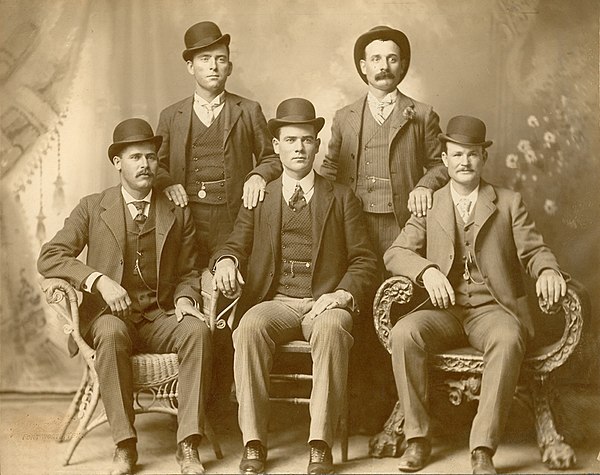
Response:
[384,115,567,474]
[38,119,213,475]
[155,21,280,268]
[211,98,377,475]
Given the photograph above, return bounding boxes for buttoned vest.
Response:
[276,197,313,298]
[447,204,494,308]
[356,109,394,213]
[185,109,226,204]
[121,201,162,322]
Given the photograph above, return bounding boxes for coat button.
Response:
[349,177,354,183]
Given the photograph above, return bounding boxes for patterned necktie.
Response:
[457,198,472,223]
[131,201,147,229]
[288,184,307,212]
[202,103,219,126]
[375,97,396,124]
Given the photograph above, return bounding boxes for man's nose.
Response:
[139,156,149,167]
[207,57,217,69]
[294,139,305,151]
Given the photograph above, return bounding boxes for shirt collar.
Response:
[450,182,479,206]
[282,169,315,194]
[121,187,152,204]
[194,91,225,107]
[367,89,399,107]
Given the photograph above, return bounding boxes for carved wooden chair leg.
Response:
[204,420,223,459]
[368,400,405,458]
[58,366,90,442]
[530,375,576,470]
[63,379,101,465]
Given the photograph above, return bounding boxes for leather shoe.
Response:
[111,441,138,475]
[397,437,431,472]
[239,440,267,474]
[307,441,334,474]
[176,436,205,474]
[471,447,496,474]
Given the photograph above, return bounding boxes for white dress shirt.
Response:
[282,170,316,205]
[450,182,479,221]
[193,91,226,127]
[367,89,399,125]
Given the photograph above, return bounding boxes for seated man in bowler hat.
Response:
[38,119,212,475]
[211,98,378,474]
[384,115,567,474]
[155,21,281,267]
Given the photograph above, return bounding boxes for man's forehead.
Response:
[192,44,229,58]
[365,39,401,55]
[446,142,483,153]
[279,124,316,137]
[121,142,157,155]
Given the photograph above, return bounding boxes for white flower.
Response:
[527,115,540,127]
[525,149,538,164]
[505,154,518,169]
[517,139,531,153]
[544,199,558,215]
[544,131,556,144]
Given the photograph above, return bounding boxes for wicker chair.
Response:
[40,271,234,466]
[368,276,589,470]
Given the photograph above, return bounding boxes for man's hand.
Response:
[243,175,267,209]
[175,297,208,325]
[422,267,455,308]
[213,258,245,299]
[163,184,188,207]
[536,269,567,305]
[408,187,433,217]
[95,275,132,317]
[305,289,353,320]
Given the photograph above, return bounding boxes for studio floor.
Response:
[1,387,599,475]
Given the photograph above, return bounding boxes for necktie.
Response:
[375,97,396,124]
[202,103,219,126]
[288,184,307,212]
[457,198,472,223]
[131,201,147,229]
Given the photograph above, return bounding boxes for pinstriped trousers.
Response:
[86,312,212,445]
[233,294,354,448]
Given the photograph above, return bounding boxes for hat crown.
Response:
[445,116,487,144]
[113,118,155,143]
[185,21,223,47]
[275,98,317,121]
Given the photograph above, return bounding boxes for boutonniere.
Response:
[402,105,416,121]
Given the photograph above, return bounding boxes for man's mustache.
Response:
[136,171,154,178]
[375,71,395,80]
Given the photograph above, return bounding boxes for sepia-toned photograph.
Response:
[1,0,598,474]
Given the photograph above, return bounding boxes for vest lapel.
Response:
[222,92,242,145]
[311,175,334,265]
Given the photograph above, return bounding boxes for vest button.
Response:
[388,202,392,207]
[193,157,198,161]
[195,180,200,185]
[369,203,374,207]
[218,196,222,200]
[351,154,355,160]
[220,182,225,187]
[195,167,199,172]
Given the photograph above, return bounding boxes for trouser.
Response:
[86,313,212,445]
[233,295,354,448]
[188,201,234,268]
[389,303,527,451]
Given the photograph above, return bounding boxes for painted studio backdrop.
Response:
[0,0,598,392]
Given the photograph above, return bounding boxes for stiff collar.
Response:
[194,90,225,108]
[282,169,315,203]
[450,182,479,207]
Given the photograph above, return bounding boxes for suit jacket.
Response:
[383,181,564,338]
[155,91,281,221]
[320,92,448,227]
[210,173,378,325]
[38,185,201,341]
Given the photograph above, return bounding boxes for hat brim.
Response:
[354,29,411,84]
[182,33,231,61]
[438,133,493,148]
[108,136,163,162]
[267,117,325,138]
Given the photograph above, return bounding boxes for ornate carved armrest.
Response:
[40,278,95,362]
[373,276,414,354]
[200,269,239,331]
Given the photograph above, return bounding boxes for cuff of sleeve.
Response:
[82,272,103,293]
[416,264,439,286]
[176,296,198,308]
[212,255,239,273]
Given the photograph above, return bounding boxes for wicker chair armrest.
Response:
[373,276,414,354]
[40,277,95,360]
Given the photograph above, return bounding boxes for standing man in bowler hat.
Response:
[38,119,212,475]
[211,98,378,475]
[155,21,280,267]
[384,115,567,474]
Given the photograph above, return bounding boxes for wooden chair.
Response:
[368,276,589,470]
[270,340,349,462]
[40,270,233,466]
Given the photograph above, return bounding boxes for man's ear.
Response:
[315,138,321,153]
[359,59,367,76]
[112,156,122,171]
[482,149,489,162]
[441,151,449,168]
[186,60,194,76]
[272,137,280,155]
[226,61,233,77]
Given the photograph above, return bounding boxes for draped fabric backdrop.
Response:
[1,0,598,392]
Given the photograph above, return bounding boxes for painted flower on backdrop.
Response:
[402,105,416,121]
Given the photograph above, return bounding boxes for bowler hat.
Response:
[182,21,230,61]
[354,26,411,84]
[267,98,325,137]
[107,118,163,162]
[438,116,493,148]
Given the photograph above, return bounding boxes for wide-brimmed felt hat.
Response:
[354,26,411,84]
[438,115,493,148]
[182,21,230,61]
[107,118,163,162]
[267,98,325,137]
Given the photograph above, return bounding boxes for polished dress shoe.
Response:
[471,447,496,474]
[239,440,267,474]
[397,437,431,472]
[307,441,334,474]
[111,441,138,475]
[176,436,205,474]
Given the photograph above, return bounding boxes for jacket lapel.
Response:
[388,92,415,146]
[174,98,193,161]
[263,177,283,262]
[99,186,127,257]
[311,175,334,265]
[430,184,456,247]
[223,91,242,145]
[473,181,497,242]
[153,193,176,273]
